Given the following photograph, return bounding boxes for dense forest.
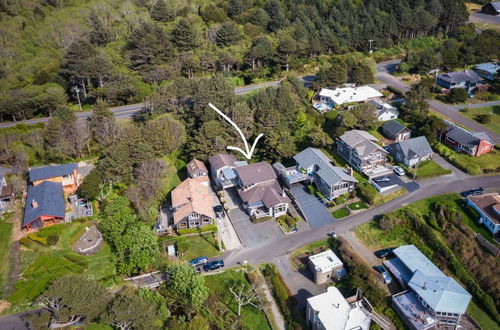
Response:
[0,0,471,121]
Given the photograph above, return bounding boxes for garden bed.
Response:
[347,201,368,211]
[276,215,299,234]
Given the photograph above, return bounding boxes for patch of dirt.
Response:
[0,299,11,313]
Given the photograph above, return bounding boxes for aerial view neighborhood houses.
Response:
[0,1,499,330]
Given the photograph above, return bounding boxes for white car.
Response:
[393,166,405,176]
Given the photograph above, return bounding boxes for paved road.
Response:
[0,82,283,128]
[221,175,500,268]
[375,61,500,143]
[469,12,500,25]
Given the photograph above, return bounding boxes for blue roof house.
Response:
[23,181,66,231]
[473,62,499,81]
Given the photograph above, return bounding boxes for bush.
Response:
[20,237,33,247]
[177,224,218,235]
[306,185,316,195]
[251,216,272,223]
[386,85,403,97]
[476,113,492,124]
[27,233,48,245]
[315,190,325,200]
[47,234,59,246]
[447,88,467,103]
[357,183,377,205]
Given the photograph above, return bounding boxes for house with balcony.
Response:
[306,286,373,330]
[22,181,66,231]
[473,62,499,81]
[384,245,471,330]
[208,154,248,189]
[436,70,483,94]
[314,85,383,111]
[235,162,290,219]
[280,148,357,201]
[337,130,391,178]
[171,178,214,229]
[29,163,79,194]
[443,122,494,157]
[466,193,500,235]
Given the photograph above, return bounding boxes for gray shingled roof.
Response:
[235,162,277,186]
[23,181,65,227]
[446,124,493,149]
[490,1,500,11]
[29,163,77,183]
[208,154,237,172]
[294,148,357,186]
[393,136,433,160]
[339,130,387,157]
[382,120,409,137]
[437,70,482,84]
[238,181,290,208]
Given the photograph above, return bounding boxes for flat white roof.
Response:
[308,287,371,330]
[319,86,383,105]
[309,249,343,273]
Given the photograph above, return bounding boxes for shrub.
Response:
[20,237,33,247]
[251,216,272,223]
[47,235,59,246]
[27,233,48,245]
[447,88,467,103]
[315,190,325,200]
[306,185,316,195]
[357,183,377,205]
[476,113,492,124]
[386,85,403,96]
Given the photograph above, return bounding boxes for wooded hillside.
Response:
[0,0,469,121]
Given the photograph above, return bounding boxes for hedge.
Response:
[251,216,272,223]
[356,183,378,205]
[27,233,48,245]
[177,224,218,236]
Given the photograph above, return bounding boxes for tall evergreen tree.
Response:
[171,18,198,51]
[215,22,241,47]
[150,0,175,22]
[87,9,114,46]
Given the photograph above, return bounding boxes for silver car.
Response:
[393,166,405,176]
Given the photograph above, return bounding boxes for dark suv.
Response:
[374,248,395,259]
[460,187,484,197]
[203,260,224,272]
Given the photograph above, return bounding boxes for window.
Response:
[274,204,287,214]
[178,222,187,228]
[190,212,199,218]
[202,218,210,223]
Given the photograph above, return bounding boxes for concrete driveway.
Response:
[290,184,335,229]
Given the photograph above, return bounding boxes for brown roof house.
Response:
[0,174,14,213]
[467,193,500,236]
[234,162,290,219]
[208,154,248,189]
[186,159,209,186]
[171,178,214,229]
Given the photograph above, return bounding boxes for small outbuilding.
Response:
[308,249,346,284]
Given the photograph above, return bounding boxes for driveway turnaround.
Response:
[290,184,335,229]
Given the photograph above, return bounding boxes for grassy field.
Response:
[467,300,500,330]
[460,105,500,135]
[163,232,221,261]
[332,207,350,219]
[407,159,452,179]
[204,270,271,330]
[0,218,13,298]
[8,222,117,309]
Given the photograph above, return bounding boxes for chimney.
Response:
[31,199,38,208]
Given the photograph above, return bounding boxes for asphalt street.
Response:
[469,12,500,25]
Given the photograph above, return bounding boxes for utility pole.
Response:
[368,40,374,54]
[74,86,83,111]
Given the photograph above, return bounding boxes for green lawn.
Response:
[164,232,221,261]
[467,300,500,330]
[0,218,13,298]
[407,159,452,179]
[460,105,500,135]
[434,142,500,175]
[8,222,117,308]
[204,270,271,330]
[347,201,368,211]
[332,207,350,219]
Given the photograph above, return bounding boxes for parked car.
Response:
[214,205,224,218]
[203,260,225,272]
[327,232,337,238]
[374,265,392,284]
[393,166,405,176]
[374,248,395,259]
[460,187,484,197]
[189,256,208,267]
[374,177,390,183]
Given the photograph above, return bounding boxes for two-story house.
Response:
[186,158,209,186]
[381,120,411,142]
[368,99,400,121]
[386,136,433,168]
[208,154,248,189]
[318,86,383,108]
[171,178,214,229]
[337,130,390,178]
[443,122,494,157]
[23,181,66,231]
[288,148,358,200]
[29,163,79,194]
[235,162,290,219]
[436,70,483,94]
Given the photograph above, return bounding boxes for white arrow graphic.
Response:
[208,103,264,160]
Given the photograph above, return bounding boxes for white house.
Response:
[306,287,372,330]
[467,193,500,235]
[368,99,399,121]
[319,86,383,107]
[308,249,347,284]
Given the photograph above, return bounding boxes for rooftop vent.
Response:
[31,199,38,208]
